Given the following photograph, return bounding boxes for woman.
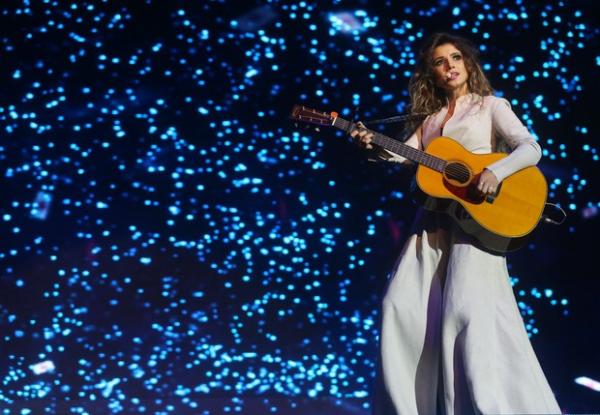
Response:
[351,33,561,414]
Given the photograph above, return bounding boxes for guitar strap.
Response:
[363,113,428,126]
[541,203,567,225]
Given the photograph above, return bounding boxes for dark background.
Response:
[0,0,598,413]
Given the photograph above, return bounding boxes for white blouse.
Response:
[385,93,542,182]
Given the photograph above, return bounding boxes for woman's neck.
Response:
[447,89,470,106]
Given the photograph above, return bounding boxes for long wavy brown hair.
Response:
[405,32,494,136]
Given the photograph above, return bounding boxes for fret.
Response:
[333,116,446,172]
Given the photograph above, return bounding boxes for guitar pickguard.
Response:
[442,177,486,205]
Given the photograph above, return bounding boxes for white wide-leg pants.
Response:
[376,215,561,415]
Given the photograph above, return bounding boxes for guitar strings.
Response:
[349,123,476,181]
[444,164,471,183]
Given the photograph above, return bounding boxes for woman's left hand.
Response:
[477,168,500,194]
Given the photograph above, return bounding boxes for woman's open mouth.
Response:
[446,71,460,81]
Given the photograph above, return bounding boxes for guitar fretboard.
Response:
[333,117,446,172]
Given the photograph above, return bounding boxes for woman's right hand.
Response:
[349,121,374,149]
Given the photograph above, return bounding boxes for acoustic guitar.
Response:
[290,105,548,253]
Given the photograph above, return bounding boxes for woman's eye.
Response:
[452,54,462,60]
[434,60,443,66]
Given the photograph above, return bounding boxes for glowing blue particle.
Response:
[140,257,152,265]
[30,360,55,375]
[245,68,259,78]
[452,7,460,16]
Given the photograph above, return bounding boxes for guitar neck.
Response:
[332,116,445,172]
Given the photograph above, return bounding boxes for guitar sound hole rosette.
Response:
[443,161,472,187]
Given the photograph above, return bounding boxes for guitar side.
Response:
[416,137,547,238]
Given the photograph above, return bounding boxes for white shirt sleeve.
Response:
[485,98,542,182]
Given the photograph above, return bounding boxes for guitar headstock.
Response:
[290,105,338,128]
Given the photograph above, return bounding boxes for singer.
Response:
[351,32,561,415]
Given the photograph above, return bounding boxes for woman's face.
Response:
[431,43,470,97]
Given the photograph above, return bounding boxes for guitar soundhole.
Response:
[443,162,471,186]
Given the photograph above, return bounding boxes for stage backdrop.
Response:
[0,1,598,414]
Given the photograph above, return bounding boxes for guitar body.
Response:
[415,137,547,252]
[412,188,532,253]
